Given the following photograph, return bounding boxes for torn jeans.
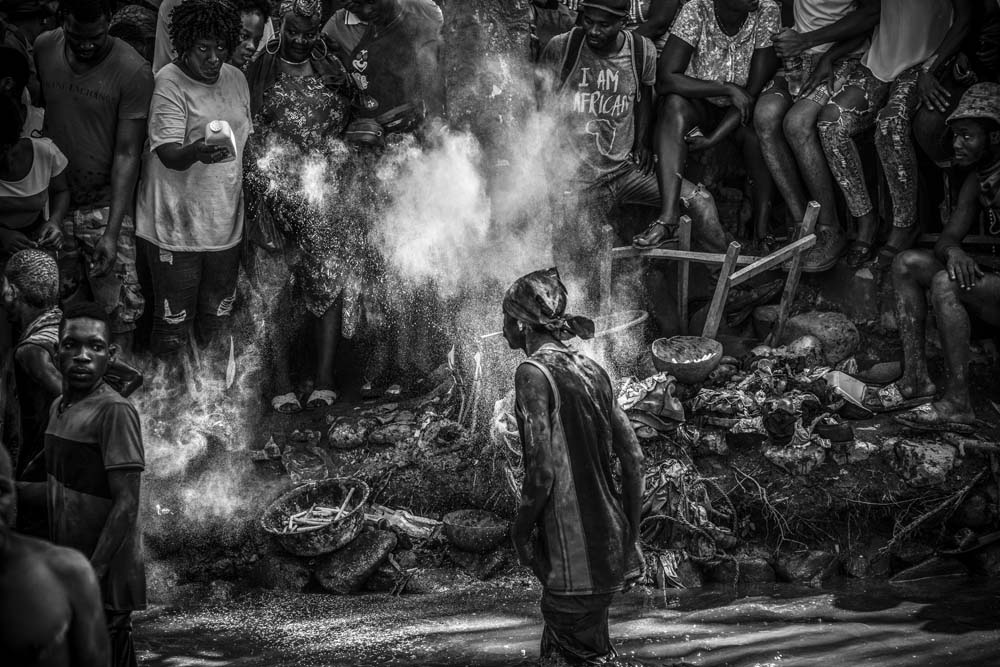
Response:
[140,239,240,356]
[818,64,921,228]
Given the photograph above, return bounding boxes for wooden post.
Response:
[771,201,820,344]
[702,241,742,339]
[676,216,692,336]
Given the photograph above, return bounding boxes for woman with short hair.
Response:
[136,0,253,362]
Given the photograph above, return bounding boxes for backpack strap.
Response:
[558,27,587,91]
[629,30,649,104]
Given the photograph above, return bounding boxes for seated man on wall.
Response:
[538,0,729,314]
[636,0,780,250]
[890,83,1000,434]
[753,0,879,272]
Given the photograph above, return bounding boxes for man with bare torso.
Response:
[0,445,109,667]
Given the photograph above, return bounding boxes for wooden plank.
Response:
[771,201,820,343]
[677,216,692,335]
[598,224,615,316]
[702,242,741,339]
[728,233,817,287]
[610,247,759,265]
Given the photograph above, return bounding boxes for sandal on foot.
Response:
[862,382,934,413]
[844,240,874,268]
[894,403,977,435]
[271,392,302,414]
[305,388,338,409]
[632,218,680,249]
[360,381,380,400]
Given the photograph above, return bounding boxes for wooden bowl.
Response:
[442,509,509,553]
[261,477,369,557]
[651,336,724,384]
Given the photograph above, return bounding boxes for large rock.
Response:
[314,530,398,594]
[776,550,839,585]
[779,311,859,365]
[764,441,826,476]
[252,551,312,593]
[738,557,777,584]
[893,440,955,487]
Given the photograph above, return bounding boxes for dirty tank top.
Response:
[515,345,638,595]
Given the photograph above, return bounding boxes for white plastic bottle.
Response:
[204,120,237,163]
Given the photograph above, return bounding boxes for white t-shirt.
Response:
[0,138,67,229]
[863,0,952,82]
[136,63,252,252]
[794,0,865,55]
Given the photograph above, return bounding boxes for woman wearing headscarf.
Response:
[244,0,365,412]
[136,0,253,364]
[502,267,644,667]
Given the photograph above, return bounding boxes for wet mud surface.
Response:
[135,577,1000,667]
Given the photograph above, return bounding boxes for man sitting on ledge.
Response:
[890,83,1000,434]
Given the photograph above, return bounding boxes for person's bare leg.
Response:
[635,94,700,246]
[755,87,808,224]
[891,249,939,398]
[785,100,839,231]
[928,271,1000,422]
[737,124,776,241]
[315,296,343,392]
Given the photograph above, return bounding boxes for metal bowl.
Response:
[442,509,509,553]
[651,336,724,385]
[261,477,369,557]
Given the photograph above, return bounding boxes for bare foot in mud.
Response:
[927,399,977,425]
[896,375,937,401]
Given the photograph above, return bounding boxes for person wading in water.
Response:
[502,267,645,666]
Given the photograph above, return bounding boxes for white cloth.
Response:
[0,138,67,229]
[794,0,865,54]
[863,0,952,82]
[136,63,252,252]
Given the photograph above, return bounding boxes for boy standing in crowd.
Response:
[34,0,151,354]
[38,301,145,666]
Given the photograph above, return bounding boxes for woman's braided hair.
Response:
[168,0,241,57]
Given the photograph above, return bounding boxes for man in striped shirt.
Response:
[503,267,645,665]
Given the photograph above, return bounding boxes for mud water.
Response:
[135,576,1000,666]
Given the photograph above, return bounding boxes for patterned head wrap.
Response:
[502,267,595,340]
[279,0,323,21]
[4,249,59,308]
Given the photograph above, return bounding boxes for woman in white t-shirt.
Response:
[0,95,67,258]
[136,0,252,360]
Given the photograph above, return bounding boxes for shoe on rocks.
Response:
[800,226,847,273]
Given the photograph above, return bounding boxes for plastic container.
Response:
[205,120,237,162]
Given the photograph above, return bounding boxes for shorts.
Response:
[765,52,860,106]
[59,207,144,334]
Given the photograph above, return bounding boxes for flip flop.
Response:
[862,382,934,413]
[845,240,874,268]
[305,388,338,409]
[894,403,977,435]
[632,219,680,250]
[271,392,302,414]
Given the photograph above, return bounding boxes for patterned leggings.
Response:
[818,64,922,228]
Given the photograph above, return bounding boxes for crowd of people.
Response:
[1,0,999,665]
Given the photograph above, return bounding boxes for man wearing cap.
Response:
[890,82,1000,434]
[539,0,729,318]
[502,267,645,665]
